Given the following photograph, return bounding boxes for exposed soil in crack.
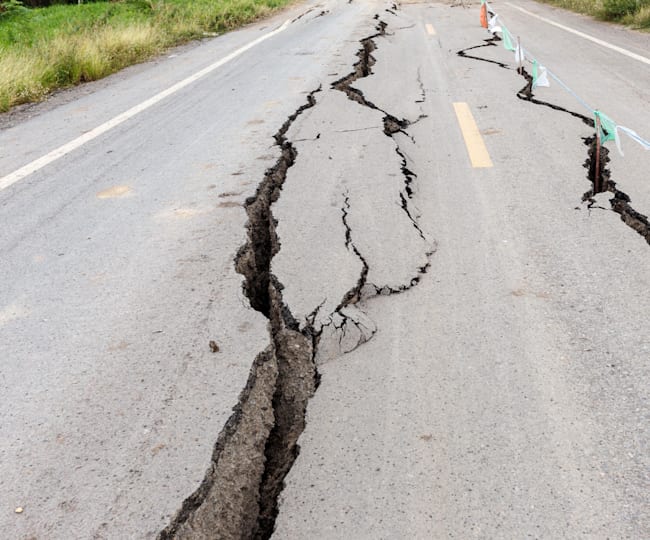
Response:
[458,38,650,247]
[159,89,320,540]
[581,137,650,245]
[158,347,277,540]
[235,89,320,317]
[161,15,439,540]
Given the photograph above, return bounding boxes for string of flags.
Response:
[479,0,650,156]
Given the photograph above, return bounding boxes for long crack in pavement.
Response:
[160,13,433,540]
[458,37,650,247]
[159,87,321,540]
[330,19,433,297]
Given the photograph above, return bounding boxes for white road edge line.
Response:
[0,19,292,192]
[506,3,650,66]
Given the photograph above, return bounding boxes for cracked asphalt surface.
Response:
[1,0,649,538]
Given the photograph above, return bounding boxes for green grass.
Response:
[0,0,291,112]
[536,0,650,29]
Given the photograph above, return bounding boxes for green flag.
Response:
[595,110,617,143]
[502,27,516,52]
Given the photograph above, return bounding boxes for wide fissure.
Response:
[160,12,436,539]
[159,87,320,540]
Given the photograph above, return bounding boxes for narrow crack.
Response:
[305,16,436,356]
[334,126,381,133]
[415,66,426,104]
[332,19,431,272]
[337,193,370,310]
[399,192,426,241]
[457,36,510,70]
[372,253,434,296]
[458,39,650,247]
[331,21,388,110]
[515,68,592,126]
[396,145,416,198]
[330,21,414,142]
[159,88,321,540]
[291,8,315,23]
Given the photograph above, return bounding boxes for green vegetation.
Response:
[537,0,650,29]
[0,0,291,112]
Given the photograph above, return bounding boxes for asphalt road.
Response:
[1,0,649,538]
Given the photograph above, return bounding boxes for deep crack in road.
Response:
[2,1,649,538]
[159,13,433,539]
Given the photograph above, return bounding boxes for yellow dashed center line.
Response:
[96,185,132,199]
[425,23,436,36]
[452,102,493,168]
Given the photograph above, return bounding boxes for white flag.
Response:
[616,126,650,156]
[514,44,525,65]
[488,14,502,34]
[532,61,550,88]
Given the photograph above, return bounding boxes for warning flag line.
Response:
[480,0,650,156]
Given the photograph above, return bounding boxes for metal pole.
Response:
[594,114,602,193]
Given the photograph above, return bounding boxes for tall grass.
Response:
[537,0,650,28]
[0,0,291,112]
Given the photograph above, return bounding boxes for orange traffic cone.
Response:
[480,3,488,28]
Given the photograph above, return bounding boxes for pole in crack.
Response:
[594,113,602,194]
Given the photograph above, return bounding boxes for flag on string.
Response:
[502,27,516,52]
[595,110,617,144]
[594,110,624,155]
[488,14,502,35]
[617,126,650,154]
[532,60,550,88]
[514,44,525,65]
[473,1,650,161]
